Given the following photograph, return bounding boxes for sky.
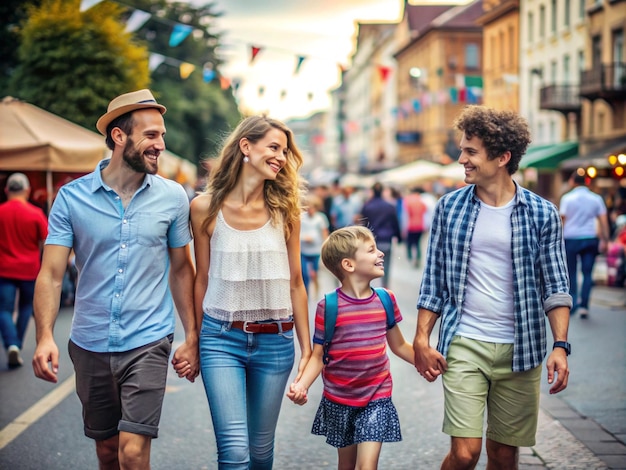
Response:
[206,0,407,121]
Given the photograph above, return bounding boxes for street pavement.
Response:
[0,245,624,469]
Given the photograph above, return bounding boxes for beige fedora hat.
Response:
[96,89,166,135]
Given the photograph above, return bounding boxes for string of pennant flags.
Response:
[78,0,338,100]
[79,0,483,118]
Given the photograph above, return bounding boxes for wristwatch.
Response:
[553,341,571,355]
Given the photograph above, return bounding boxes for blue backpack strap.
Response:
[373,287,396,329]
[323,291,339,365]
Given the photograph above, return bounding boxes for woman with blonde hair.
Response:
[186,115,311,469]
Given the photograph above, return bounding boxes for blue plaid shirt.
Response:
[417,183,572,372]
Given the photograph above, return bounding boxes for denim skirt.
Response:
[311,396,402,448]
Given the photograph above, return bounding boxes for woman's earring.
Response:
[243,155,249,163]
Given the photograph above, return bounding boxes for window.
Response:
[578,50,585,72]
[564,0,571,27]
[550,120,556,143]
[579,0,585,20]
[592,35,602,68]
[540,5,546,39]
[551,0,557,34]
[564,54,571,83]
[613,29,624,86]
[551,60,557,82]
[528,12,534,42]
[465,43,479,69]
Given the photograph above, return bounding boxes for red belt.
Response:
[231,321,294,334]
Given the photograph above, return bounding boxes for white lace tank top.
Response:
[202,210,292,322]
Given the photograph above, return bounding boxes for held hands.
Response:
[286,381,308,405]
[171,339,199,383]
[546,348,569,394]
[414,343,448,382]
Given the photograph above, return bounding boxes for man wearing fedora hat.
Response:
[32,89,198,469]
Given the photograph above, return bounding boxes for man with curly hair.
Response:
[413,105,572,469]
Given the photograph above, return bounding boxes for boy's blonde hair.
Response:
[321,226,375,281]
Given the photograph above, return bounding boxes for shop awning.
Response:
[519,141,578,170]
[560,137,626,170]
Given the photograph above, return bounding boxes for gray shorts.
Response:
[68,335,173,440]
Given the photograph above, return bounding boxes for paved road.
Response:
[0,245,624,469]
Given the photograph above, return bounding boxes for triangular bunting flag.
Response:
[203,67,216,83]
[125,10,151,33]
[79,0,103,12]
[280,90,287,100]
[219,76,231,90]
[250,46,262,64]
[378,65,392,83]
[258,86,265,97]
[307,92,313,101]
[294,55,306,75]
[231,78,241,92]
[148,53,166,72]
[169,24,193,47]
[179,62,195,79]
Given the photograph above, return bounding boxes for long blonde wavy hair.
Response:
[200,115,305,240]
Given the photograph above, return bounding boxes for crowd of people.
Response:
[0,90,618,469]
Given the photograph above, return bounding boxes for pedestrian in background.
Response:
[189,115,311,469]
[559,171,611,319]
[414,105,572,469]
[287,226,414,470]
[402,186,428,268]
[360,182,402,288]
[32,89,199,469]
[300,193,330,296]
[0,173,48,368]
[330,183,362,229]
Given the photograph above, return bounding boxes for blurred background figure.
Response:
[0,173,48,368]
[360,182,401,288]
[559,171,611,319]
[312,184,335,233]
[606,214,626,288]
[403,187,428,268]
[330,183,363,230]
[301,194,330,297]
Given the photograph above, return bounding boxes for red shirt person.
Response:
[0,173,48,368]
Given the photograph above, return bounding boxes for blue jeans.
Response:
[200,315,295,469]
[565,238,599,309]
[300,253,320,293]
[0,277,35,349]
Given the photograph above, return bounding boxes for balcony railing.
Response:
[580,62,626,101]
[539,85,581,113]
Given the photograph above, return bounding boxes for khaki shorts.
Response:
[442,335,541,447]
[68,335,172,440]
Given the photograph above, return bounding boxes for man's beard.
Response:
[123,137,158,175]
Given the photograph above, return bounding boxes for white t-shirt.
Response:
[560,186,607,239]
[457,198,515,343]
[300,211,329,256]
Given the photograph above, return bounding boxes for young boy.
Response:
[287,226,414,469]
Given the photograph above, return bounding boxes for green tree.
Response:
[0,0,41,93]
[128,0,241,165]
[10,0,150,132]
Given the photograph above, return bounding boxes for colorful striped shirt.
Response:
[417,183,572,372]
[313,288,403,407]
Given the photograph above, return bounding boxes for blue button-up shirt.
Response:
[417,183,572,371]
[46,159,192,353]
